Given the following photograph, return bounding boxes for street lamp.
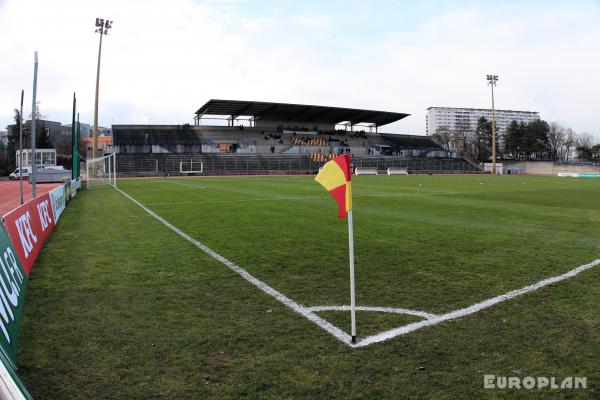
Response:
[92,17,113,161]
[486,74,498,174]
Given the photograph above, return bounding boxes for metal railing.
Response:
[114,153,482,177]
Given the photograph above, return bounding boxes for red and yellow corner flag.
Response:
[315,154,352,219]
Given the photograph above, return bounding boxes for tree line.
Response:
[433,117,600,163]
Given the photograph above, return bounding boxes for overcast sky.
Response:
[1,0,599,138]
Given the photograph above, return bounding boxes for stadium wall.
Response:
[504,161,600,175]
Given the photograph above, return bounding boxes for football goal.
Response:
[354,167,378,176]
[86,153,117,189]
[180,159,204,175]
[387,167,409,175]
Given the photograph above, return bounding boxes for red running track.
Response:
[0,180,61,218]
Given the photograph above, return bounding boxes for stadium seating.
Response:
[111,125,483,176]
[114,153,481,177]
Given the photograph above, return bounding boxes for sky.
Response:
[0,0,599,138]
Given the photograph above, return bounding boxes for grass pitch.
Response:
[17,175,600,399]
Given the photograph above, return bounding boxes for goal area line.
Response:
[115,186,600,348]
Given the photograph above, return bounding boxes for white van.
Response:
[9,167,32,180]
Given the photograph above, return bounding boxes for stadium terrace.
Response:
[109,99,481,176]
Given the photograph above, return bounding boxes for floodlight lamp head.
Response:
[105,20,113,29]
[96,18,104,27]
[486,74,498,86]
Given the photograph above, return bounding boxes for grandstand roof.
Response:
[195,99,410,127]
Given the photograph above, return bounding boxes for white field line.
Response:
[143,192,459,206]
[115,187,352,345]
[354,258,600,348]
[159,180,205,189]
[306,305,438,320]
[115,187,600,348]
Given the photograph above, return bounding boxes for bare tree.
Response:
[576,132,594,148]
[547,122,565,161]
[432,126,452,150]
[28,100,46,120]
[562,128,576,161]
[575,132,595,161]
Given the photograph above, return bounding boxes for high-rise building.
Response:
[426,107,539,138]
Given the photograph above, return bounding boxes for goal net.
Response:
[180,159,204,175]
[354,167,378,176]
[86,153,117,189]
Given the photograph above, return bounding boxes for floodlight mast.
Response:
[486,74,498,174]
[92,17,112,161]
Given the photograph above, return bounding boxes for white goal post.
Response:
[354,167,378,176]
[180,159,204,174]
[387,167,409,175]
[86,153,117,189]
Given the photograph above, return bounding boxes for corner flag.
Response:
[314,154,357,343]
[314,154,352,219]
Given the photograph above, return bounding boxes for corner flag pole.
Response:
[348,209,357,343]
[313,154,357,343]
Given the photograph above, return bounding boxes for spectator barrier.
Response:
[2,194,55,277]
[0,176,82,399]
[0,223,31,399]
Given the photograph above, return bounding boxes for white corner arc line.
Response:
[115,187,353,346]
[306,305,438,320]
[354,258,600,348]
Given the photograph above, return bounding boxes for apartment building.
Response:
[426,107,539,137]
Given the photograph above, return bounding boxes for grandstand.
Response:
[110,100,482,176]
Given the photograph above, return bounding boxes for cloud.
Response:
[0,0,598,140]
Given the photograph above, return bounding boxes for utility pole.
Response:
[486,74,498,174]
[31,52,39,198]
[92,17,113,161]
[19,90,24,204]
[72,92,77,180]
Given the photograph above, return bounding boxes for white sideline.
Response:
[159,180,205,189]
[115,187,352,345]
[354,258,600,348]
[116,187,600,348]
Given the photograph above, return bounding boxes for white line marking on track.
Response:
[116,187,600,348]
